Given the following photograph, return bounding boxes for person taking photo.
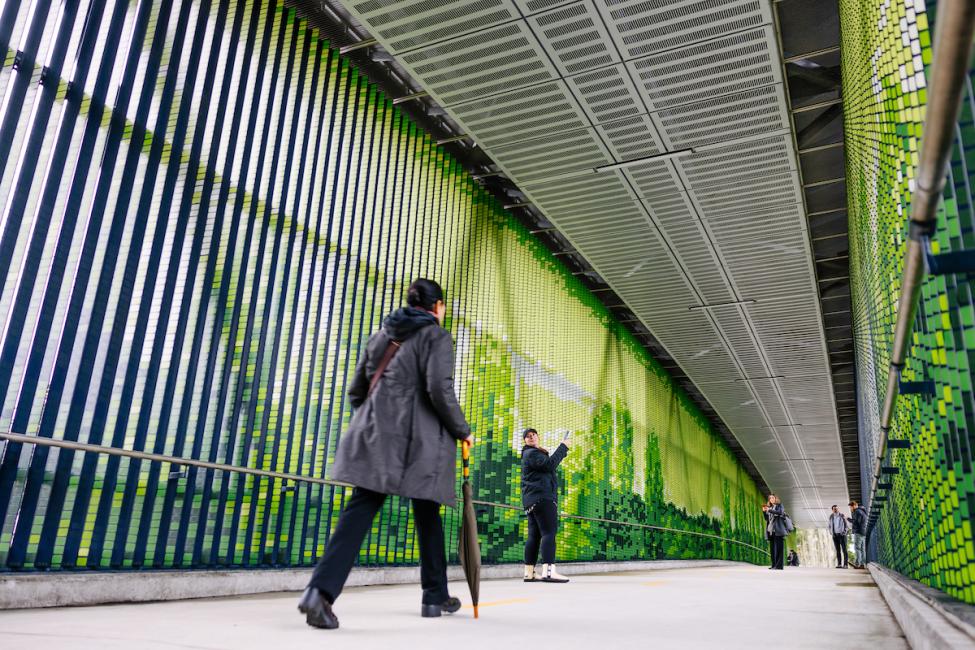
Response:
[521,428,571,583]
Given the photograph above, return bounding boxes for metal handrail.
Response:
[559,513,771,555]
[868,0,975,530]
[0,430,354,488]
[0,431,768,556]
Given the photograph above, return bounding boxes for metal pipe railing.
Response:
[0,431,768,556]
[868,0,975,529]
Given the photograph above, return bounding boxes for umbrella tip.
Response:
[474,605,479,619]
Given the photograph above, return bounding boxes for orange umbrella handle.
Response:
[462,440,471,479]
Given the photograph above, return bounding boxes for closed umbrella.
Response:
[458,440,481,618]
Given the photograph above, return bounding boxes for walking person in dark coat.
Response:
[521,428,571,583]
[298,279,474,629]
[766,494,788,570]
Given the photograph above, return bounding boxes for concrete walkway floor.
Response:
[0,564,906,650]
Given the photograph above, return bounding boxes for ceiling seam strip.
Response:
[595,3,824,509]
[664,134,821,506]
[770,0,849,507]
[652,29,831,512]
[617,173,799,495]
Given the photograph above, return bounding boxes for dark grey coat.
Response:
[766,503,790,538]
[329,308,471,506]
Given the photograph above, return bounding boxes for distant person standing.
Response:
[828,505,849,569]
[762,502,773,566]
[848,500,868,568]
[521,428,571,583]
[765,494,789,570]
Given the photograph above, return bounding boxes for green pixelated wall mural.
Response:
[0,0,766,571]
[843,0,975,602]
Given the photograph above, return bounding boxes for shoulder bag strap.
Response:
[367,339,402,397]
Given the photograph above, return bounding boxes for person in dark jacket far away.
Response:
[298,279,474,630]
[521,428,571,583]
[848,500,868,569]
[828,504,849,569]
[766,494,788,570]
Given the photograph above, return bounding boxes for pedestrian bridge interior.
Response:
[0,0,974,646]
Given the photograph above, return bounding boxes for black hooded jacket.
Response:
[330,307,471,506]
[520,443,568,508]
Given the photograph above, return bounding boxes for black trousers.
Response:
[832,533,848,566]
[308,487,448,605]
[770,536,785,569]
[525,500,559,565]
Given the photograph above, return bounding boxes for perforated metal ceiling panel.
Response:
[397,21,558,105]
[345,0,520,53]
[528,2,620,76]
[338,0,846,525]
[567,64,650,124]
[628,26,780,109]
[595,0,772,59]
[449,81,591,148]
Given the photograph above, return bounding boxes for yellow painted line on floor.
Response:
[641,580,669,586]
[462,598,532,609]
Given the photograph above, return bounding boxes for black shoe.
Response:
[421,596,462,618]
[298,587,339,629]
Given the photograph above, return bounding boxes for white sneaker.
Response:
[524,564,538,582]
[541,563,569,583]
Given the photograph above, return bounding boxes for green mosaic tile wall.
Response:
[0,0,766,571]
[843,0,975,601]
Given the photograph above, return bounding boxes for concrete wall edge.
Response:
[869,563,975,649]
[0,559,752,610]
